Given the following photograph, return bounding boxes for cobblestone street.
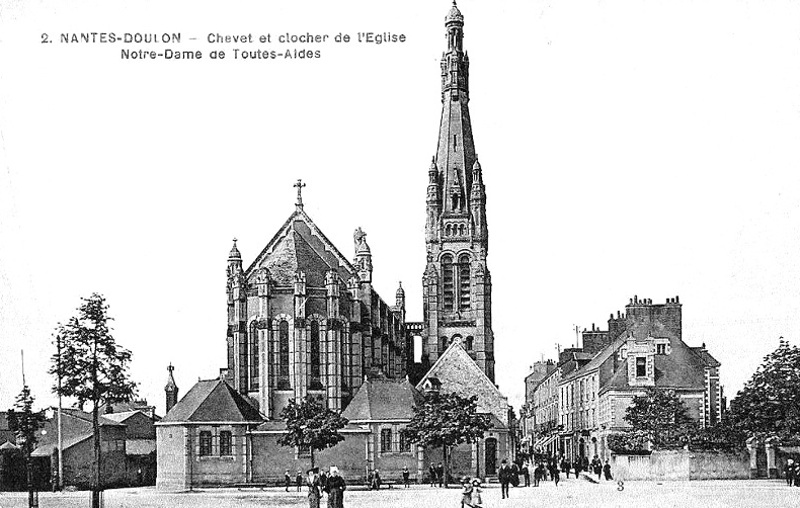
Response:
[1,480,799,508]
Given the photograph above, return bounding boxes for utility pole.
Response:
[56,334,64,491]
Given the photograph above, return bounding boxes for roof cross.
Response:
[294,179,306,208]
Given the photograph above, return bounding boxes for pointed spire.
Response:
[165,363,179,413]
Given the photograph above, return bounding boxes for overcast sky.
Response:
[1,0,799,417]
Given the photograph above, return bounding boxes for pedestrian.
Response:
[402,466,410,488]
[603,459,613,481]
[460,477,473,508]
[510,462,519,487]
[521,463,530,487]
[307,468,322,508]
[370,469,381,490]
[285,470,292,492]
[436,462,444,487]
[429,462,437,487]
[471,479,483,508]
[297,470,304,492]
[551,461,560,487]
[325,466,346,508]
[794,463,800,487]
[499,459,511,499]
[560,458,569,479]
[591,455,602,480]
[786,459,795,486]
[533,463,542,487]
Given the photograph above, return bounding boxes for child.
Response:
[470,479,483,508]
[460,477,473,508]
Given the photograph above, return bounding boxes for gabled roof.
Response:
[60,408,125,427]
[691,347,721,368]
[160,379,264,424]
[416,339,509,426]
[32,433,92,457]
[244,208,356,286]
[341,376,423,421]
[561,336,628,383]
[102,410,145,423]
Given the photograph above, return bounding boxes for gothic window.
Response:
[442,255,455,311]
[249,322,259,391]
[380,428,392,453]
[279,321,290,389]
[439,336,448,353]
[219,431,232,456]
[238,331,248,392]
[458,254,471,310]
[199,431,213,456]
[309,321,322,390]
[446,224,452,236]
[636,357,646,377]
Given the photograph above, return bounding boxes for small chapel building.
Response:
[156,2,513,489]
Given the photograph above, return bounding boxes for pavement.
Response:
[1,479,800,508]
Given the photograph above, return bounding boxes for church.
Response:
[156,2,512,489]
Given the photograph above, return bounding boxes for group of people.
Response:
[428,462,446,487]
[785,458,800,486]
[460,477,484,508]
[304,466,347,508]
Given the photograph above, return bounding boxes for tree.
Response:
[726,338,800,442]
[277,395,349,468]
[7,385,46,507]
[48,294,137,508]
[401,392,491,487]
[623,387,696,449]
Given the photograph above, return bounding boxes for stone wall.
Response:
[610,449,749,481]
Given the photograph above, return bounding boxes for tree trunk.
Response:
[311,448,315,469]
[92,339,100,508]
[26,453,33,508]
[442,446,448,488]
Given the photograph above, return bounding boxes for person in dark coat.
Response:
[510,462,519,487]
[591,455,602,480]
[786,459,795,486]
[550,461,560,486]
[498,459,511,499]
[436,462,444,487]
[521,463,530,487]
[561,458,569,479]
[533,463,542,487]
[285,470,292,492]
[297,470,304,492]
[325,466,346,508]
[429,463,437,487]
[402,466,410,488]
[370,469,381,490]
[603,460,613,481]
[307,468,322,508]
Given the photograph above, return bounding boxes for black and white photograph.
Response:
[1,0,800,506]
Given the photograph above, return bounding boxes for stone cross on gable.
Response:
[294,179,306,208]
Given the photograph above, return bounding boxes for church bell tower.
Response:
[422,1,494,382]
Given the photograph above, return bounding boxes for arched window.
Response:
[310,321,322,390]
[442,254,455,311]
[380,428,393,453]
[249,322,259,391]
[445,224,452,236]
[279,321,290,389]
[458,254,471,310]
[219,431,232,456]
[439,336,448,353]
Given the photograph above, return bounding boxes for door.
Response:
[485,438,497,475]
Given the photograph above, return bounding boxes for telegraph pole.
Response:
[56,334,64,491]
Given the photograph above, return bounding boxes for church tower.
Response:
[422,1,494,382]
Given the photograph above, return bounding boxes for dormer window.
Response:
[656,343,667,355]
[636,357,646,377]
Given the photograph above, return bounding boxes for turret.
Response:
[353,227,373,284]
[165,364,179,413]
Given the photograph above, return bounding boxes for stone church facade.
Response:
[156,2,512,489]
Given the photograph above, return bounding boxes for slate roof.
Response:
[342,376,423,421]
[60,408,125,427]
[691,347,721,368]
[159,378,264,424]
[244,209,356,287]
[31,433,92,457]
[102,411,142,423]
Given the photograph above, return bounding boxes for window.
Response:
[399,431,411,452]
[656,343,666,355]
[199,431,213,456]
[238,330,248,391]
[380,428,392,453]
[442,255,455,311]
[310,321,322,389]
[220,431,232,456]
[458,254,471,310]
[249,322,259,390]
[298,444,311,458]
[279,321,290,389]
[636,357,646,377]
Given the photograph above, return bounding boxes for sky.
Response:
[1,0,799,417]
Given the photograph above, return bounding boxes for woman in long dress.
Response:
[307,468,322,508]
[325,466,346,508]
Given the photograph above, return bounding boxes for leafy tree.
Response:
[7,385,46,507]
[726,338,800,441]
[48,294,137,508]
[401,392,491,487]
[277,395,349,468]
[623,387,696,449]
